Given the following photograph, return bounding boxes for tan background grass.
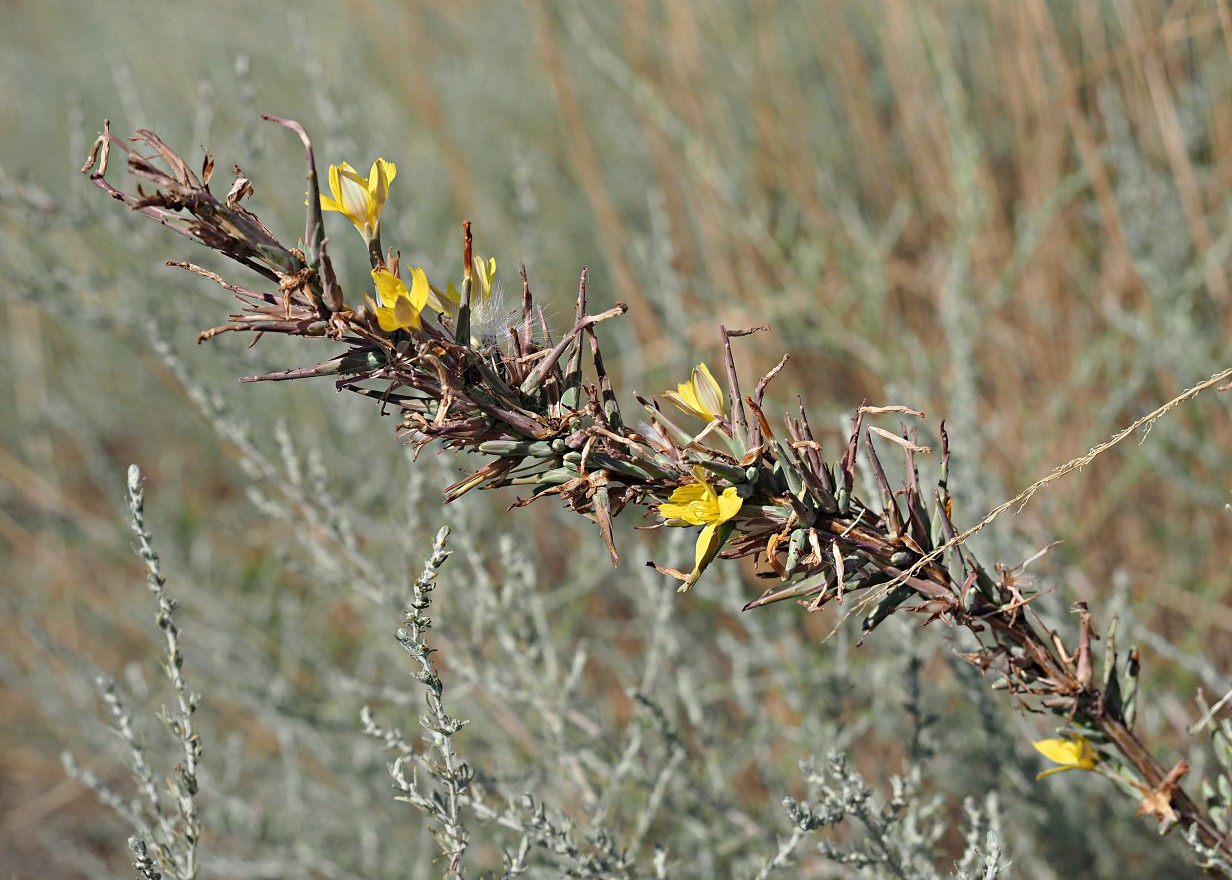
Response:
[2,1,1231,876]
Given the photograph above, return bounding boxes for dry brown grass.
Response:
[4,1,1232,876]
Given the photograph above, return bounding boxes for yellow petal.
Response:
[336,166,373,224]
[660,482,717,525]
[426,282,461,315]
[370,267,426,332]
[661,390,692,417]
[325,162,349,203]
[406,266,430,312]
[1035,765,1072,780]
[470,255,497,301]
[368,158,396,204]
[715,487,743,523]
[321,162,363,227]
[375,304,402,333]
[1033,738,1084,765]
[664,362,724,422]
[392,295,421,331]
[694,521,721,570]
[318,192,345,214]
[679,520,733,592]
[1032,736,1097,780]
[677,383,705,415]
[691,363,724,420]
[320,160,394,244]
[372,269,407,308]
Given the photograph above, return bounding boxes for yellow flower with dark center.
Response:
[663,363,725,423]
[371,267,429,333]
[1033,735,1098,779]
[658,471,743,591]
[319,159,396,244]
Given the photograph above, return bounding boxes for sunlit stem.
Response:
[456,220,473,347]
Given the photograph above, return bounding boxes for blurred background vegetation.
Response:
[3,0,1232,876]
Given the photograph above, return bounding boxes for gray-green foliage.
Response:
[4,3,1230,879]
[76,460,1023,878]
[35,413,1193,876]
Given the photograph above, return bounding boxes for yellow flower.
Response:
[429,282,462,315]
[658,471,743,591]
[663,363,725,423]
[370,267,429,333]
[319,159,396,244]
[433,255,497,315]
[1033,735,1099,779]
[470,254,497,302]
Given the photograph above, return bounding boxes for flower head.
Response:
[319,159,396,245]
[431,253,492,311]
[470,254,497,303]
[663,363,725,423]
[370,266,429,333]
[658,469,743,591]
[1033,735,1099,780]
[432,254,498,317]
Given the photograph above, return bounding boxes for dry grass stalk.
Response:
[84,116,1232,873]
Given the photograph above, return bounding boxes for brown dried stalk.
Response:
[83,118,1232,870]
